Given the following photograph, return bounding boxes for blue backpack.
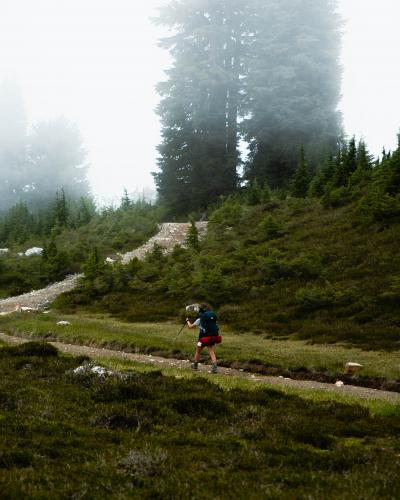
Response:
[200,311,219,336]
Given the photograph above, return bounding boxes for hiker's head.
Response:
[185,303,210,315]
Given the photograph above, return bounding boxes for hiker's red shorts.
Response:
[198,335,222,347]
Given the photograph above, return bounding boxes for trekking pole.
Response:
[174,320,187,340]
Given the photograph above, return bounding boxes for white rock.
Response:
[335,380,344,387]
[0,248,9,254]
[25,247,43,257]
[105,257,115,263]
[72,364,112,377]
[57,320,71,326]
[73,365,87,375]
[91,366,108,376]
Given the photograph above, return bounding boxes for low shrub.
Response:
[3,341,59,358]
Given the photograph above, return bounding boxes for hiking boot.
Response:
[211,363,218,374]
[191,362,198,370]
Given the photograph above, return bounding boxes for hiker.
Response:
[186,303,221,373]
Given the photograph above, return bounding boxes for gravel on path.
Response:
[1,332,399,403]
[0,222,208,314]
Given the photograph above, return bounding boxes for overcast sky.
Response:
[0,0,399,204]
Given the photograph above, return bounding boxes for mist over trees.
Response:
[153,0,343,215]
[0,81,90,212]
[243,0,342,188]
[0,81,27,211]
[27,117,90,207]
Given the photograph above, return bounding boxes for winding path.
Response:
[0,222,207,314]
[1,332,399,403]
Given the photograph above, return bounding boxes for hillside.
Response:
[0,200,159,298]
[55,195,400,351]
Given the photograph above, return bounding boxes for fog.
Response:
[0,0,399,204]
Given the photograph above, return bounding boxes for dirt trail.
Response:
[0,274,82,314]
[1,332,399,403]
[121,222,207,263]
[0,222,207,314]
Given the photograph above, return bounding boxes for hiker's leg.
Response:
[194,345,202,362]
[207,346,218,373]
[206,345,217,363]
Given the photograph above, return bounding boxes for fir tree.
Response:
[154,0,248,214]
[55,189,69,227]
[349,140,373,187]
[155,0,343,211]
[76,197,95,226]
[244,0,342,188]
[120,189,131,210]
[290,146,310,198]
[186,220,200,251]
[246,180,263,205]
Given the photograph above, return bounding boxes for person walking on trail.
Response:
[186,303,221,374]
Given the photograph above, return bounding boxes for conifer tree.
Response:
[155,0,342,211]
[154,0,248,214]
[243,0,342,188]
[290,146,310,198]
[55,189,69,227]
[246,180,263,205]
[342,136,358,180]
[76,197,95,226]
[120,189,132,210]
[186,220,200,251]
[349,140,373,187]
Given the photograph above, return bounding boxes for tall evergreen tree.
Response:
[349,139,373,186]
[290,146,310,198]
[155,0,343,212]
[154,0,246,214]
[243,0,342,188]
[55,189,69,227]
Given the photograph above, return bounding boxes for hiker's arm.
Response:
[186,318,198,329]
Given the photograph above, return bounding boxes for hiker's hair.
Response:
[199,303,210,312]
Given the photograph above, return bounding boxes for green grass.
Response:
[1,341,400,499]
[1,311,399,381]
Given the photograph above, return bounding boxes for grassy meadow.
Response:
[1,311,399,383]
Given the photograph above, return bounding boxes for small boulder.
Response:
[21,306,36,312]
[25,247,43,257]
[344,362,363,375]
[57,320,71,326]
